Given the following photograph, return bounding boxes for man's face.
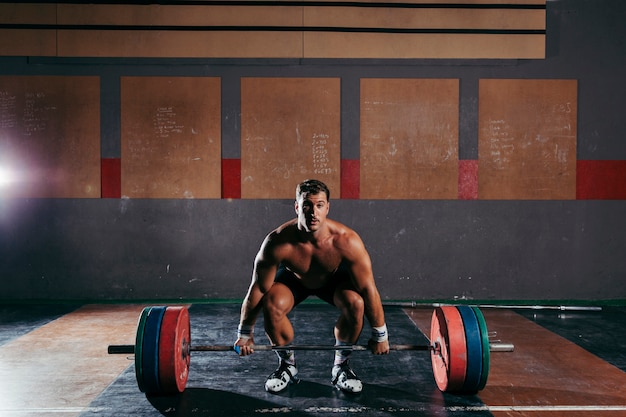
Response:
[295,192,329,232]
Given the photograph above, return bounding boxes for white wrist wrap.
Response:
[237,323,254,340]
[371,324,388,343]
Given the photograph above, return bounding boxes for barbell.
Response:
[107,305,513,395]
[383,301,602,311]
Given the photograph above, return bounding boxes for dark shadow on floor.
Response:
[145,382,491,417]
[148,388,311,417]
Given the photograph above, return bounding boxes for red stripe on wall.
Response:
[101,158,121,198]
[577,160,626,200]
[458,160,478,200]
[340,159,360,199]
[222,158,241,199]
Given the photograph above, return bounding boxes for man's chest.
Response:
[285,243,343,277]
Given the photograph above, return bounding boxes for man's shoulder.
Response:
[258,221,298,259]
[328,218,357,236]
[265,220,298,244]
[328,219,362,246]
[273,219,298,235]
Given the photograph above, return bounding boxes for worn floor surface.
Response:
[1,303,625,417]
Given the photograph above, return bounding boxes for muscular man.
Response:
[234,179,389,394]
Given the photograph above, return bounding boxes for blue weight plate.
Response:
[141,306,166,394]
[457,306,483,393]
[472,307,490,391]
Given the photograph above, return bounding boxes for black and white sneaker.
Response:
[331,360,363,393]
[265,360,299,393]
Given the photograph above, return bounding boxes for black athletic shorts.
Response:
[274,263,352,307]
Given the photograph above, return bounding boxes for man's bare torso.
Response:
[270,219,352,289]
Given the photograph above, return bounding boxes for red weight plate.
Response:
[430,306,467,392]
[430,307,449,391]
[444,306,468,392]
[158,306,191,394]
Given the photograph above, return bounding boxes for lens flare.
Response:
[0,166,14,186]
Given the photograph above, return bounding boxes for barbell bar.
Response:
[383,301,602,311]
[108,305,513,396]
[109,342,514,355]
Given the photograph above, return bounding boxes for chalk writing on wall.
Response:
[0,76,100,198]
[0,90,57,136]
[360,78,459,199]
[120,76,221,199]
[0,91,17,129]
[312,133,331,175]
[486,119,514,170]
[240,77,341,199]
[478,79,577,200]
[153,106,184,138]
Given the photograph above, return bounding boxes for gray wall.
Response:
[1,0,625,303]
[1,198,624,302]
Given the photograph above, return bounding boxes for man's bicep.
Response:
[344,236,376,289]
[254,263,276,292]
[349,257,375,289]
[253,244,280,293]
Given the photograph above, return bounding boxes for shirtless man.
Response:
[234,179,389,394]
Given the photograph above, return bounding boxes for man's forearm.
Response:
[362,288,386,328]
[239,285,264,326]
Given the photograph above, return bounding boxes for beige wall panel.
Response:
[55,3,544,30]
[241,78,341,199]
[304,8,545,30]
[304,33,545,59]
[360,78,459,200]
[0,4,56,56]
[57,30,303,58]
[0,30,56,57]
[0,76,100,198]
[0,4,57,24]
[478,79,577,200]
[58,4,302,27]
[121,77,221,199]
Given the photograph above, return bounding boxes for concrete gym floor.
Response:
[1,303,626,417]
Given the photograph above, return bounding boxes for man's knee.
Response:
[263,286,294,322]
[337,290,364,317]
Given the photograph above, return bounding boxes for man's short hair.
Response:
[296,179,330,201]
